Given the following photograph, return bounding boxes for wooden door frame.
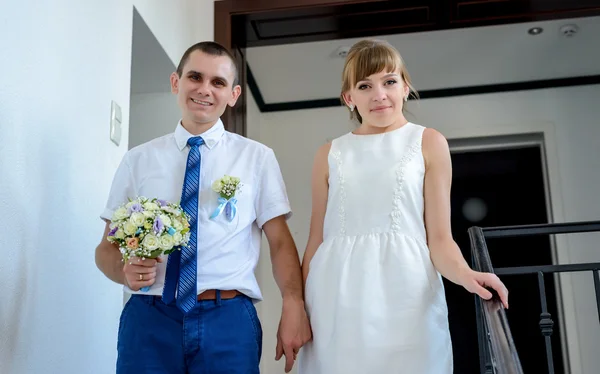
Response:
[214,0,383,136]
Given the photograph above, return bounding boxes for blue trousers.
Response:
[116,293,262,374]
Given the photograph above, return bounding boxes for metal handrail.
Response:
[469,221,600,374]
[469,220,600,374]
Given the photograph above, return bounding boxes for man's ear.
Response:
[170,72,180,94]
[228,84,242,107]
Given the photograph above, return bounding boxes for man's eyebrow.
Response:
[186,70,230,85]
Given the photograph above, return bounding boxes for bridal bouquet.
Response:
[107,197,191,262]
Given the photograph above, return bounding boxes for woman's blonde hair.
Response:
[340,39,417,123]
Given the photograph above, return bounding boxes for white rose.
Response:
[123,222,137,236]
[142,210,155,218]
[212,180,223,193]
[143,202,160,211]
[172,219,184,231]
[129,212,145,227]
[142,234,159,250]
[172,232,183,245]
[161,206,180,216]
[159,235,175,250]
[159,214,171,227]
[125,201,135,209]
[115,229,125,239]
[222,175,231,184]
[113,207,128,221]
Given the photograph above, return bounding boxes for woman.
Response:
[298,39,509,373]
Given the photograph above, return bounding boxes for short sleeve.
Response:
[100,153,137,222]
[255,149,292,229]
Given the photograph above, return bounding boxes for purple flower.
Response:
[108,226,118,236]
[127,203,144,215]
[157,199,168,207]
[153,216,164,234]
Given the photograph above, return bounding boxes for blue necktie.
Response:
[162,136,204,313]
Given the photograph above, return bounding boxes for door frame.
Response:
[448,131,574,374]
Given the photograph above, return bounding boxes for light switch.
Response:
[110,100,122,146]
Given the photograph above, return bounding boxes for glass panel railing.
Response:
[468,220,600,374]
[470,226,524,374]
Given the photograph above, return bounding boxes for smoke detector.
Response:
[335,46,351,58]
[559,24,579,38]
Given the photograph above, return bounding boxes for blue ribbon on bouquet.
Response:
[209,197,238,222]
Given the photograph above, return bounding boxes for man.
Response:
[95,41,311,373]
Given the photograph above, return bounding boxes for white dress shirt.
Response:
[101,119,292,301]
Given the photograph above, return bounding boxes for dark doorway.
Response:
[446,144,565,374]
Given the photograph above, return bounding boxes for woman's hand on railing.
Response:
[459,268,509,309]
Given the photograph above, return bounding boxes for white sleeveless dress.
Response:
[298,123,453,374]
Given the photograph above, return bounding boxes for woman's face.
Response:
[344,69,409,127]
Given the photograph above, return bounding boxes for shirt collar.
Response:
[174,118,225,151]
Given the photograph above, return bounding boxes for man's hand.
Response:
[123,256,163,291]
[275,297,312,372]
[262,215,311,371]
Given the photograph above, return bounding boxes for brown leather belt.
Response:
[197,289,241,300]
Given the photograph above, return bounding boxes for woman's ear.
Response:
[342,93,354,110]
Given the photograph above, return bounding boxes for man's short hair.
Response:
[176,41,239,86]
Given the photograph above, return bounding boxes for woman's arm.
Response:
[301,142,331,287]
[422,128,509,309]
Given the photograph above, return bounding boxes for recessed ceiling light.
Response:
[528,27,543,35]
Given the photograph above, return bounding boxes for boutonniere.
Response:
[210,175,242,222]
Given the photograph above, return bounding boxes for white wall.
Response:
[246,89,275,372]
[129,93,182,148]
[0,1,213,373]
[251,84,600,374]
[246,89,263,142]
[246,87,263,325]
[134,0,214,67]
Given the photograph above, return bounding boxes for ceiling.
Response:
[245,15,600,106]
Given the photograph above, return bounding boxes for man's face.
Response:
[170,50,241,126]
